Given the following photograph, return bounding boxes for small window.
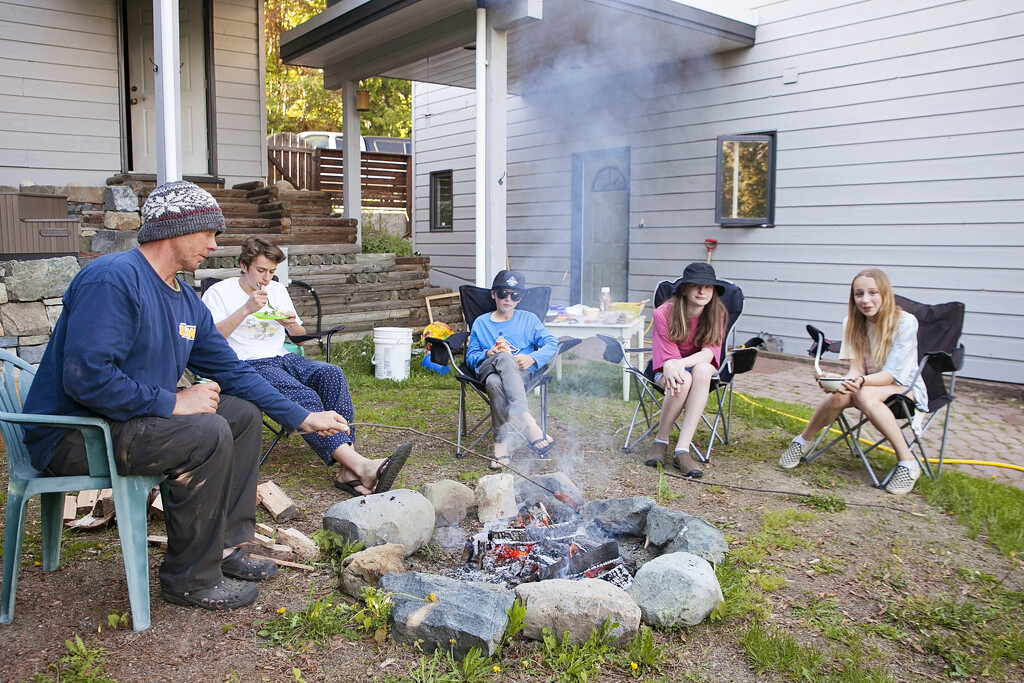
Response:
[715,133,776,227]
[430,171,453,232]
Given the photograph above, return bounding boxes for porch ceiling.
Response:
[281,0,757,93]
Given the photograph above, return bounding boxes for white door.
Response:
[125,0,209,175]
[572,148,630,306]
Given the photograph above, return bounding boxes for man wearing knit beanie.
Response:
[23,180,351,614]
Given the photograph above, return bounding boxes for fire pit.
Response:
[461,501,635,590]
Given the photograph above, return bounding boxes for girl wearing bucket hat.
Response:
[646,262,727,477]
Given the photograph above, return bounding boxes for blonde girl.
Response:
[779,268,928,495]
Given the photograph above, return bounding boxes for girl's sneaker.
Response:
[778,440,806,469]
[884,465,921,495]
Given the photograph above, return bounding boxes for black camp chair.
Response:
[199,276,345,465]
[800,296,965,486]
[426,284,581,458]
[598,279,760,461]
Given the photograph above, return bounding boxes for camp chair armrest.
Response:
[287,324,345,345]
[924,344,965,374]
[0,411,113,476]
[806,324,841,357]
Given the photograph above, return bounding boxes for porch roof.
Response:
[281,0,757,93]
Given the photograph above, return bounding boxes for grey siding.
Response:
[412,82,478,289]
[0,0,266,187]
[412,0,1024,384]
[0,0,122,185]
[212,0,266,185]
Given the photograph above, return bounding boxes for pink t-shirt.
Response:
[651,300,723,373]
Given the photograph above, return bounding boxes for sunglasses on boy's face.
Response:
[495,289,522,302]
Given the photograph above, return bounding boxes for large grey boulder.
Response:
[628,552,724,627]
[323,489,434,556]
[582,496,655,538]
[646,505,728,565]
[380,572,515,658]
[420,479,474,527]
[515,578,640,645]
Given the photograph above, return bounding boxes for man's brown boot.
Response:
[644,440,669,468]
[674,449,703,478]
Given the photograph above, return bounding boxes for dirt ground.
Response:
[1,400,1022,682]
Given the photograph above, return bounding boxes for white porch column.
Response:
[153,0,182,184]
[474,8,509,285]
[341,81,363,244]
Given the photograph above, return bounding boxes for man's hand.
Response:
[174,381,221,415]
[514,354,536,371]
[299,411,351,436]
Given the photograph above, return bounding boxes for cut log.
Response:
[148,488,165,520]
[256,481,300,522]
[94,489,115,518]
[76,489,99,513]
[250,554,315,571]
[67,511,114,530]
[148,534,169,548]
[276,527,319,561]
[63,494,78,522]
[256,522,276,537]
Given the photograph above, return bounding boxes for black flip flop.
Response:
[333,479,365,496]
[374,443,412,493]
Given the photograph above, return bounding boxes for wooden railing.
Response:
[267,133,411,213]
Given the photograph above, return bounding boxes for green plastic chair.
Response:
[0,349,167,631]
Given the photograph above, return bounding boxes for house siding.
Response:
[0,0,123,185]
[412,0,1024,384]
[0,0,266,188]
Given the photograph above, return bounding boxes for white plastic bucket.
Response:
[371,327,413,381]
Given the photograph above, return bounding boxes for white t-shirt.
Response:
[202,278,303,361]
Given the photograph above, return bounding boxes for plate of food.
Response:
[253,311,288,321]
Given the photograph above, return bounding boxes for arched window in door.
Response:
[591,166,627,192]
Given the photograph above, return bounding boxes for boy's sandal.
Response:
[527,436,556,457]
[161,577,259,611]
[488,456,510,471]
[334,479,366,496]
[221,547,278,582]
[375,443,413,493]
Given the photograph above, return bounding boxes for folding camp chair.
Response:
[199,277,345,364]
[597,279,760,462]
[199,276,345,466]
[801,296,965,487]
[1,349,168,631]
[426,284,580,458]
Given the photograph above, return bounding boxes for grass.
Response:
[4,342,1024,682]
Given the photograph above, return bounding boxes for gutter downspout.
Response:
[474,6,487,287]
[154,0,183,184]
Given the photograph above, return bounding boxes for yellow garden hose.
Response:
[733,391,1024,474]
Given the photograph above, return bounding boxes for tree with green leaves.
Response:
[265,0,411,137]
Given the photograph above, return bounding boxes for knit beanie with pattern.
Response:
[137,180,225,244]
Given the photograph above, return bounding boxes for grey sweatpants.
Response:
[47,394,263,593]
[475,352,533,443]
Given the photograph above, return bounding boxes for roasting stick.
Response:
[347,421,564,497]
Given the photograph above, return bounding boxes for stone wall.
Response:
[0,257,80,363]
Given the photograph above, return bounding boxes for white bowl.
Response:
[818,377,853,393]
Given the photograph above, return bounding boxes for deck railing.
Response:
[267,133,411,212]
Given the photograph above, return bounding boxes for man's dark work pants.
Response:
[47,394,263,593]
